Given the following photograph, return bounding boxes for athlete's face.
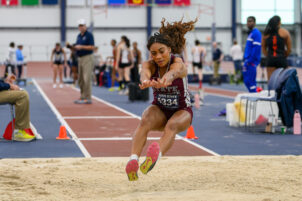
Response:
[150,43,171,68]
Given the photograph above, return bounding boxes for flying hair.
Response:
[147,18,197,54]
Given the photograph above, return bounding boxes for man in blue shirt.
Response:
[74,19,95,104]
[16,45,24,79]
[212,42,224,79]
[243,16,262,93]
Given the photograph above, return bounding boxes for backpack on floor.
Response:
[128,82,149,102]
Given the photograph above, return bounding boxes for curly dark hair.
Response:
[147,18,197,54]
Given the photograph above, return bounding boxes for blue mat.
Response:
[0,80,84,158]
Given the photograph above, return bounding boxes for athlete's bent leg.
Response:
[160,110,192,155]
[140,109,191,175]
[131,105,167,156]
[126,105,166,180]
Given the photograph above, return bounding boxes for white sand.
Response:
[0,156,301,201]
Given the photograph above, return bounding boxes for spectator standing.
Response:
[262,15,291,80]
[131,41,142,83]
[50,43,67,88]
[93,47,104,86]
[212,42,224,79]
[115,36,134,95]
[16,45,25,79]
[243,16,262,93]
[108,39,118,91]
[74,19,95,104]
[191,40,206,89]
[64,44,72,79]
[230,40,243,84]
[4,42,16,77]
[69,44,79,85]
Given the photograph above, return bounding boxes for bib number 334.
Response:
[157,94,179,109]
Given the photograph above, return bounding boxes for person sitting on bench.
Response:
[0,75,35,141]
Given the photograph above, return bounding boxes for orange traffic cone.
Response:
[185,125,198,139]
[56,125,70,140]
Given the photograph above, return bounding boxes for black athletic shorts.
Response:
[53,61,64,65]
[192,62,202,69]
[266,56,287,68]
[119,62,132,69]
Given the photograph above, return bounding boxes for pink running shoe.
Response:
[140,142,160,174]
[125,159,139,181]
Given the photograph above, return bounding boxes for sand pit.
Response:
[0,156,301,201]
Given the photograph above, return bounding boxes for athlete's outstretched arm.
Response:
[139,60,155,89]
[157,57,187,87]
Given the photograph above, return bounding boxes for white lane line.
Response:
[72,87,220,156]
[178,136,220,156]
[78,137,183,141]
[72,87,141,118]
[204,92,234,99]
[63,116,136,119]
[33,79,91,158]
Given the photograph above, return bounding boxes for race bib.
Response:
[156,94,179,109]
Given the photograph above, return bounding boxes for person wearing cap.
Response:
[74,19,95,104]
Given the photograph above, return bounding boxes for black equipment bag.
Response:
[128,82,149,101]
[209,76,221,85]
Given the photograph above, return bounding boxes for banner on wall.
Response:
[128,0,144,5]
[108,0,126,5]
[67,0,85,6]
[21,0,38,5]
[42,0,58,5]
[174,0,190,6]
[1,0,18,6]
[154,0,171,5]
[87,0,106,6]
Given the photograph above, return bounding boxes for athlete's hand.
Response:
[139,79,152,89]
[150,77,171,88]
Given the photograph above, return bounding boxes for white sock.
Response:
[158,152,162,161]
[129,154,139,161]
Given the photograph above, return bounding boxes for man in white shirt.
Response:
[230,40,243,84]
[5,42,16,78]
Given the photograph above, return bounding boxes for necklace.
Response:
[158,55,171,78]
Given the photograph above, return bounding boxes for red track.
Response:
[37,79,214,157]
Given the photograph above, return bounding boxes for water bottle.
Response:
[293,110,301,135]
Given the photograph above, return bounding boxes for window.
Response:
[241,0,294,24]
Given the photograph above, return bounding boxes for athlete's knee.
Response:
[139,116,154,130]
[164,120,179,134]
